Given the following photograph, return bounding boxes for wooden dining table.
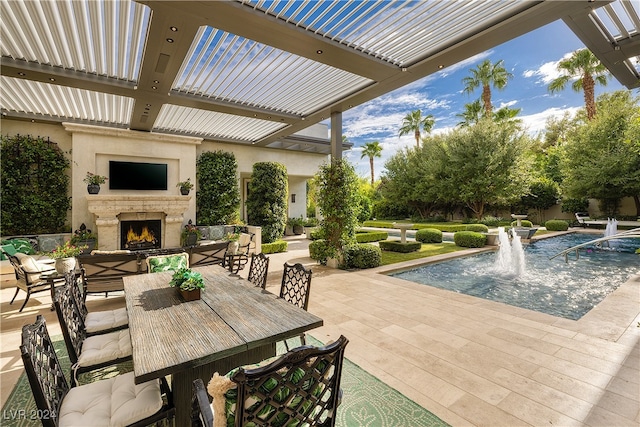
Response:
[123,264,323,426]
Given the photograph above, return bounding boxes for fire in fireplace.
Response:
[121,220,161,250]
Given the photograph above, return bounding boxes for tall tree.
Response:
[399,109,435,148]
[462,59,513,118]
[360,141,382,186]
[548,48,609,121]
[456,100,483,127]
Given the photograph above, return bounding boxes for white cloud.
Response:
[498,100,518,109]
[522,51,575,85]
[519,106,580,135]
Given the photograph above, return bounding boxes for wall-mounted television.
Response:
[109,161,168,190]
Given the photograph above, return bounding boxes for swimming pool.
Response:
[389,233,639,320]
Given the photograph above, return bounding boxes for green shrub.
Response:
[480,216,501,227]
[465,224,489,233]
[261,240,288,254]
[344,244,381,269]
[510,220,533,227]
[309,239,332,265]
[355,231,388,243]
[415,228,442,243]
[378,240,421,253]
[453,231,486,248]
[544,219,569,231]
[310,228,323,241]
[196,151,241,226]
[246,162,288,243]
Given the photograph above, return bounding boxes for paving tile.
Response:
[448,393,530,427]
[497,392,583,426]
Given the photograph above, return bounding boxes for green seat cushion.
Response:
[146,253,189,273]
[1,239,35,256]
[0,244,18,261]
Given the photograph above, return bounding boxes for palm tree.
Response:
[399,110,435,148]
[360,141,382,186]
[548,48,609,120]
[456,100,483,127]
[462,59,513,118]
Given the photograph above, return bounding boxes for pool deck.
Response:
[1,230,638,426]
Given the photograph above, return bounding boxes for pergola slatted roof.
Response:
[1,0,638,155]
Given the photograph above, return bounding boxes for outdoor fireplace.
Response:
[121,220,161,250]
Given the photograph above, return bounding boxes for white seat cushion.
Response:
[77,329,132,367]
[85,307,129,334]
[59,372,162,427]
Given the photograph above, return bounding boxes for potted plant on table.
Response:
[84,172,108,194]
[49,241,87,274]
[70,223,97,254]
[169,267,205,301]
[225,232,240,254]
[177,178,194,195]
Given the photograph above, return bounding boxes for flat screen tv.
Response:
[109,161,168,190]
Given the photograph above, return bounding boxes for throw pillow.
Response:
[1,238,35,255]
[146,253,189,273]
[0,244,17,261]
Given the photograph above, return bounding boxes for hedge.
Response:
[261,240,288,254]
[378,240,421,253]
[344,244,381,269]
[465,224,489,233]
[355,231,388,243]
[415,228,442,243]
[453,231,486,248]
[362,221,467,232]
[544,219,569,231]
[510,220,533,227]
[309,239,331,265]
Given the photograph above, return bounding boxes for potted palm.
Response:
[169,267,205,301]
[177,178,194,195]
[84,172,108,194]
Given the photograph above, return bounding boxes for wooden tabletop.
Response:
[123,265,323,384]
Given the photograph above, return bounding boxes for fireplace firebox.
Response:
[121,220,161,250]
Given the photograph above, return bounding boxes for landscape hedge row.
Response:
[355,231,388,243]
[378,240,421,253]
[465,224,489,233]
[361,221,467,232]
[510,220,533,227]
[261,240,288,254]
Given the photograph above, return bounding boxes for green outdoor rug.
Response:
[3,336,449,427]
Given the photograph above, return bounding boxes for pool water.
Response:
[390,233,639,320]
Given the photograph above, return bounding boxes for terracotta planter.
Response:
[179,288,201,301]
[55,257,76,274]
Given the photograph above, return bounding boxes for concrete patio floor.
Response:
[1,233,638,426]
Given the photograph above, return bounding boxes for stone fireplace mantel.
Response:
[87,195,191,250]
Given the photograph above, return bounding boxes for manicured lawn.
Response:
[380,243,466,265]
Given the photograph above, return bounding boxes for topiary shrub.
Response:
[480,216,500,227]
[344,244,381,269]
[453,231,486,248]
[246,162,288,244]
[261,240,288,254]
[1,134,71,235]
[196,151,241,225]
[544,219,569,231]
[415,228,443,243]
[309,239,332,265]
[378,240,421,253]
[355,231,388,243]
[465,224,489,233]
[510,220,533,227]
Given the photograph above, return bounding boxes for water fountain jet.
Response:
[494,227,526,276]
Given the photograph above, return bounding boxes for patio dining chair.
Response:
[146,251,189,273]
[21,314,175,427]
[54,283,132,386]
[70,270,129,336]
[280,262,312,350]
[3,251,58,312]
[191,335,348,427]
[246,252,269,289]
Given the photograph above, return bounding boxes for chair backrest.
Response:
[189,241,229,267]
[69,271,89,320]
[191,378,213,427]
[20,315,68,427]
[280,263,312,310]
[77,252,143,294]
[53,283,86,365]
[247,253,269,289]
[233,335,348,426]
[146,252,189,273]
[575,212,589,223]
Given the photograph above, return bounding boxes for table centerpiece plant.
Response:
[169,267,205,301]
[225,232,240,254]
[49,240,87,274]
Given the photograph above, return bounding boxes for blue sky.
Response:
[336,19,628,181]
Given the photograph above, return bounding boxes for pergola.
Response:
[1,0,639,157]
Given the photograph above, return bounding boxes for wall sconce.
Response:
[291,194,296,203]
